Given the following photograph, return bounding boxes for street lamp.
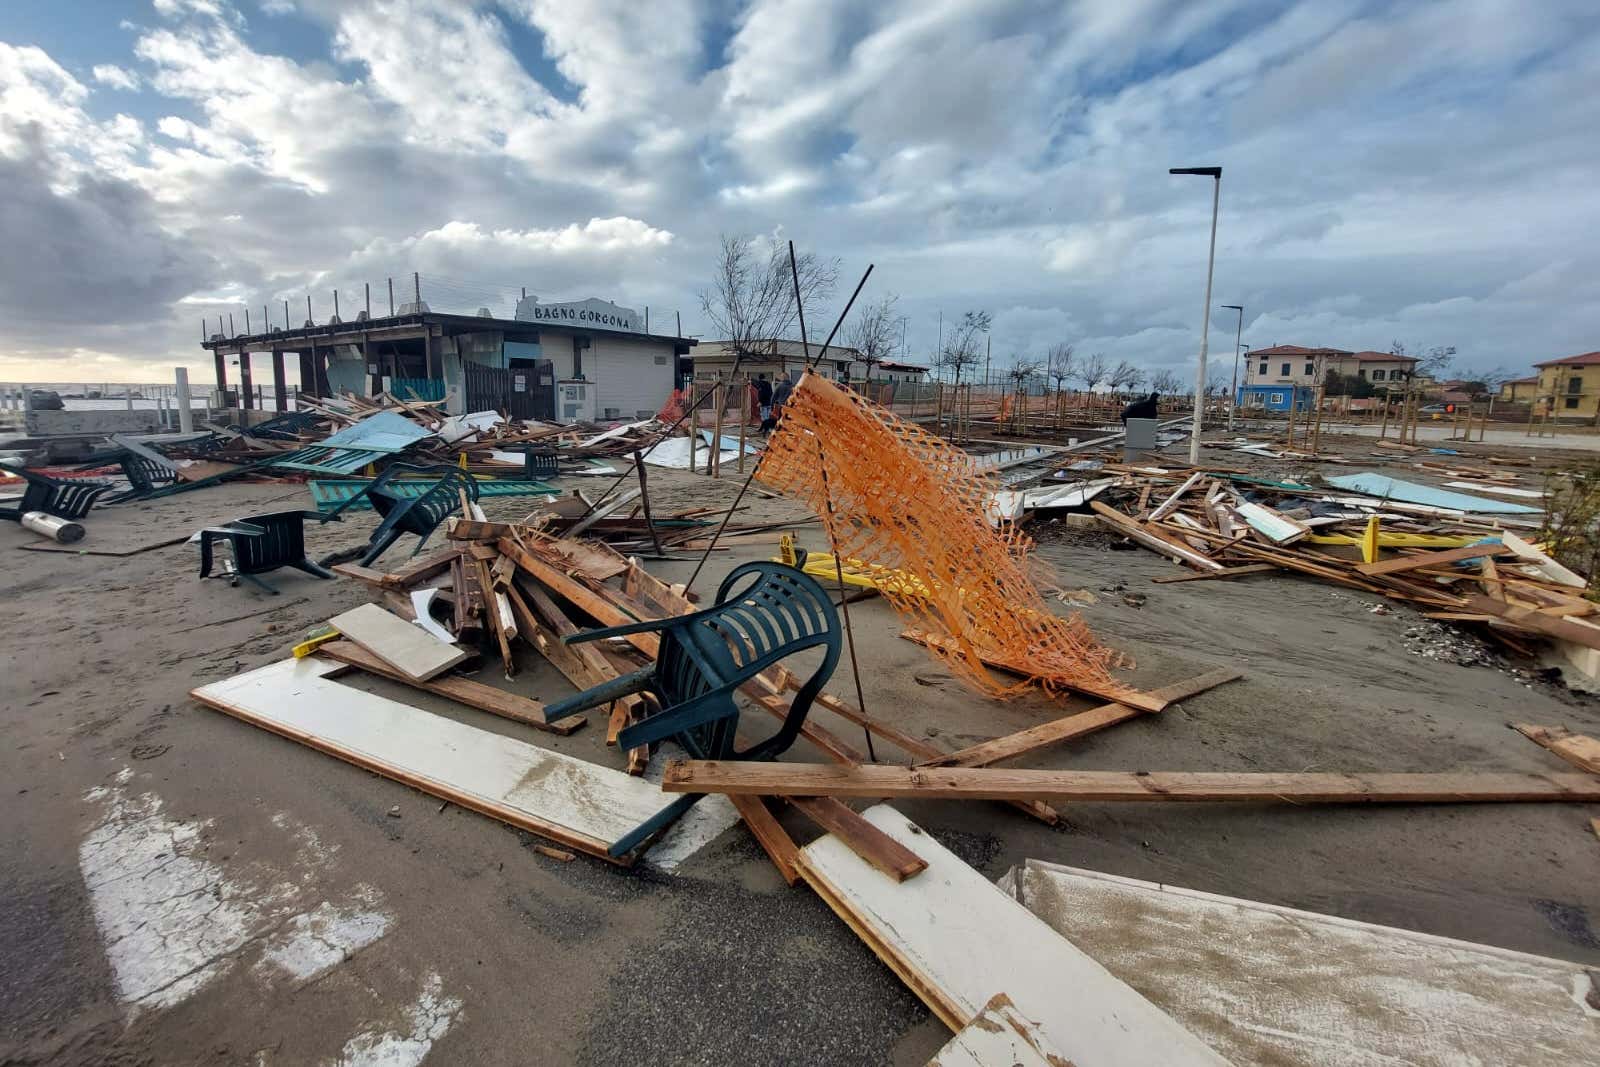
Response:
[1170,165,1222,463]
[1220,303,1243,430]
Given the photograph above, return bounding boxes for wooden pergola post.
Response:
[271,349,287,412]
[213,350,229,402]
[239,350,254,409]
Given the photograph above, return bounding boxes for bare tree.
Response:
[699,234,840,364]
[936,310,992,387]
[1078,351,1109,393]
[1108,360,1143,394]
[1389,340,1458,381]
[1206,364,1232,396]
[1046,343,1076,393]
[1007,356,1045,390]
[844,292,899,382]
[1150,369,1183,397]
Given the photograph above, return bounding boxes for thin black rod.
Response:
[804,264,874,371]
[789,240,811,364]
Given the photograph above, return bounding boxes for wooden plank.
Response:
[1355,544,1514,577]
[1093,500,1224,571]
[1510,723,1600,774]
[728,793,800,886]
[789,796,927,882]
[382,545,460,588]
[926,994,1066,1067]
[1009,858,1600,1067]
[664,761,1600,804]
[191,658,682,864]
[1147,471,1205,522]
[899,628,1168,713]
[475,558,517,678]
[1232,500,1310,545]
[328,602,470,681]
[919,667,1243,769]
[1464,595,1600,651]
[331,563,389,587]
[1152,564,1277,584]
[795,805,1227,1065]
[315,640,585,735]
[498,537,659,656]
[447,517,517,541]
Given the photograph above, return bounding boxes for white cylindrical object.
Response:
[21,383,32,414]
[175,367,194,433]
[22,511,85,543]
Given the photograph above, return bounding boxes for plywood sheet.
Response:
[1006,859,1599,1067]
[925,994,1065,1067]
[328,603,469,681]
[191,657,682,861]
[795,804,1226,1066]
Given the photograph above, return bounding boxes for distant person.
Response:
[768,377,794,433]
[755,377,774,433]
[1121,390,1159,424]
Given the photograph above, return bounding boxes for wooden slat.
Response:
[1092,501,1223,572]
[1510,723,1600,774]
[919,667,1243,769]
[663,761,1600,804]
[1152,564,1277,584]
[899,628,1167,713]
[728,793,800,885]
[331,563,390,587]
[315,640,584,734]
[789,796,927,882]
[1463,595,1600,651]
[328,603,470,681]
[383,545,461,588]
[1355,544,1514,577]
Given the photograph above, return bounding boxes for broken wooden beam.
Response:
[661,761,1600,805]
[918,667,1243,769]
[1510,723,1600,774]
[1355,543,1514,577]
[788,796,927,882]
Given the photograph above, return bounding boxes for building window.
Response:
[1566,396,1580,409]
[1358,368,1367,378]
[1304,362,1314,375]
[1371,369,1385,381]
[1280,363,1291,376]
[1568,377,1582,394]
[1258,361,1267,375]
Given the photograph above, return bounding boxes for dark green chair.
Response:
[198,510,338,594]
[321,463,479,567]
[0,462,114,521]
[544,562,841,857]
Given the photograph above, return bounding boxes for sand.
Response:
[2,433,1598,1066]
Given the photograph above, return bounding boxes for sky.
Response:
[1,0,1598,386]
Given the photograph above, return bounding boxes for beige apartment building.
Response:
[1244,345,1419,388]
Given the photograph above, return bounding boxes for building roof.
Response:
[1505,375,1538,384]
[202,308,697,353]
[1534,351,1600,368]
[877,359,929,372]
[699,339,860,362]
[1347,351,1417,363]
[1249,344,1349,357]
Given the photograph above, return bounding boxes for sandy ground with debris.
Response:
[3,434,1600,1066]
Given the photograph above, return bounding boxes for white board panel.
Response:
[796,805,1228,1067]
[329,603,468,681]
[925,994,1065,1067]
[1008,859,1600,1067]
[192,658,678,857]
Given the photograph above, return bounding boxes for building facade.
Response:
[201,295,695,423]
[691,339,861,384]
[1533,351,1600,419]
[1242,345,1419,389]
[1497,376,1538,402]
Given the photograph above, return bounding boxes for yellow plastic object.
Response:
[757,371,1126,701]
[774,533,926,596]
[1306,531,1478,551]
[292,625,339,658]
[1361,514,1379,564]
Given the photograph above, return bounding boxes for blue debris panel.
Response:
[309,477,557,513]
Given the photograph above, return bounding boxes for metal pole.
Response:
[1189,174,1220,464]
[175,367,193,433]
[388,278,394,316]
[413,272,421,308]
[306,294,312,324]
[1227,309,1243,430]
[245,307,251,334]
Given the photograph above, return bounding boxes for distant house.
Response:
[868,359,929,384]
[1497,375,1538,402]
[1533,351,1600,418]
[692,339,859,384]
[1242,345,1419,390]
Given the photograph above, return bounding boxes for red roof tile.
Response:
[1347,351,1417,363]
[1534,351,1600,368]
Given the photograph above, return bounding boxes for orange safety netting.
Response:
[757,371,1131,702]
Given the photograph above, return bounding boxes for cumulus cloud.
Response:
[0,0,1597,379]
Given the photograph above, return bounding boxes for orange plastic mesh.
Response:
[757,371,1129,701]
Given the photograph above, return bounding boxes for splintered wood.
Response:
[757,371,1139,704]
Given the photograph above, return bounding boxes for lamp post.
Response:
[1170,165,1222,463]
[1220,303,1243,430]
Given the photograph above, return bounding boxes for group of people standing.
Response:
[752,376,793,434]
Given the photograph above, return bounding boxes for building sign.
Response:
[514,296,643,334]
